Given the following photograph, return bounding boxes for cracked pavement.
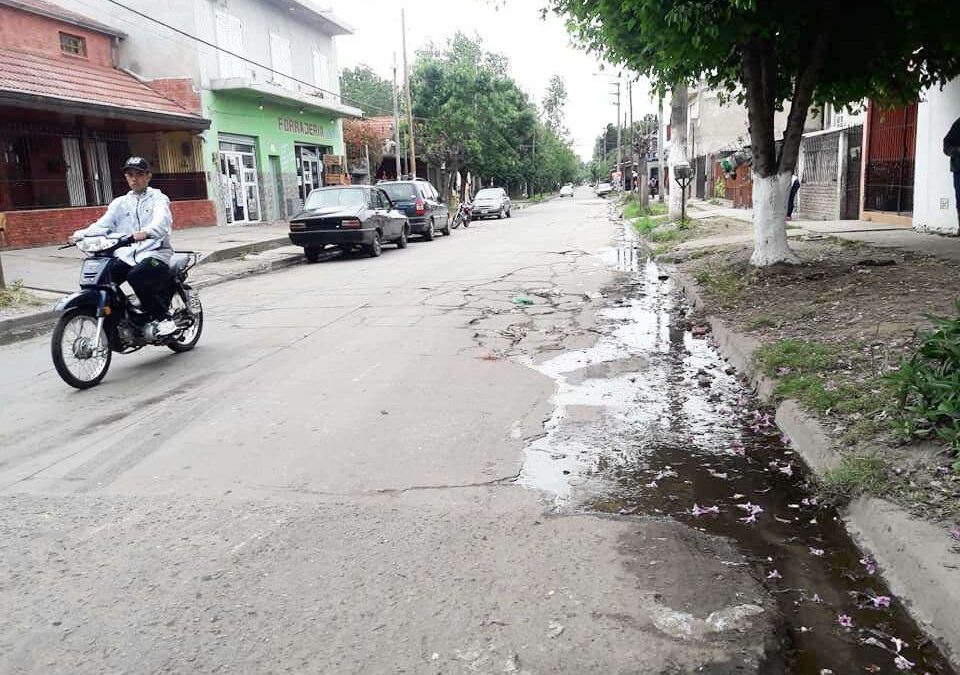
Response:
[0,189,779,674]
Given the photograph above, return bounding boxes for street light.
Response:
[673,160,694,227]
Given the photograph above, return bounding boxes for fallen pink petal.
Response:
[691,504,720,517]
[860,556,877,575]
[871,595,891,609]
[894,655,915,671]
[838,614,854,629]
[767,569,782,580]
[810,547,825,557]
[892,637,909,653]
[951,527,960,542]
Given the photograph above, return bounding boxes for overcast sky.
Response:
[332,0,658,161]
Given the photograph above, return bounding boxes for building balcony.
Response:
[209,77,363,119]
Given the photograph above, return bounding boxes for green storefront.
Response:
[202,89,353,224]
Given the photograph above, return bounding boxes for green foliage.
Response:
[543,75,569,139]
[713,181,726,199]
[339,65,394,116]
[0,280,41,309]
[411,33,578,196]
[551,0,960,180]
[757,339,893,418]
[888,303,960,453]
[821,454,889,499]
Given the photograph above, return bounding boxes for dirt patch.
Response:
[673,235,960,530]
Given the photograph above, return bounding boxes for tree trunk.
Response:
[668,85,688,221]
[742,41,799,266]
[750,172,796,266]
[0,252,6,289]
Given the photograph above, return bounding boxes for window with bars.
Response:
[59,32,87,57]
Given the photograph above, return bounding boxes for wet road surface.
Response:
[0,187,954,673]
[517,222,956,674]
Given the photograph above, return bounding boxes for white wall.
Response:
[914,79,960,235]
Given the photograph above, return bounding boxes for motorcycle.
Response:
[51,233,204,389]
[450,200,473,229]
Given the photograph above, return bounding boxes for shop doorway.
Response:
[296,144,332,202]
[218,136,261,224]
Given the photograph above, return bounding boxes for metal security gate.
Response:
[863,104,916,216]
[843,126,863,219]
[695,156,706,199]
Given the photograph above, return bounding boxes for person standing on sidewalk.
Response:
[944,116,960,228]
[785,174,801,221]
[70,157,178,337]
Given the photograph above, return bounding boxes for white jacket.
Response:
[74,187,174,267]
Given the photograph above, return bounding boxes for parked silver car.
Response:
[472,187,512,219]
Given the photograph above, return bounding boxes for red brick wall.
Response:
[148,78,202,115]
[0,5,114,67]
[0,200,216,249]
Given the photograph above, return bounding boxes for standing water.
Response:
[518,232,956,674]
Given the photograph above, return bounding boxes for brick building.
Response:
[0,0,214,249]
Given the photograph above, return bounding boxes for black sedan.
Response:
[288,186,410,262]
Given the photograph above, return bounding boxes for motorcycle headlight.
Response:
[78,236,111,253]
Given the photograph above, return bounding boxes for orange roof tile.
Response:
[0,46,205,124]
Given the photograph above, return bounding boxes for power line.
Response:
[100,0,401,118]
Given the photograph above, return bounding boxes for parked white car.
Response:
[596,182,612,197]
[560,183,574,198]
[473,187,512,219]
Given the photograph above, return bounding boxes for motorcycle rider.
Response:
[70,157,178,337]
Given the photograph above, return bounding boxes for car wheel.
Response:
[442,216,452,236]
[497,207,504,219]
[305,247,321,263]
[507,207,512,218]
[396,225,408,249]
[368,231,382,257]
[423,218,435,241]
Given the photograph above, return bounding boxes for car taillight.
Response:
[341,218,362,228]
[415,198,425,216]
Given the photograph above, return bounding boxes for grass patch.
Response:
[756,338,895,416]
[694,266,748,306]
[747,315,778,330]
[820,454,889,500]
[0,280,43,309]
[623,194,668,219]
[632,215,658,236]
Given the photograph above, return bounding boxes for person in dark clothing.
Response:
[944,116,960,227]
[786,174,801,220]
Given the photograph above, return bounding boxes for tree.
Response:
[543,75,569,139]
[550,0,960,266]
[342,120,385,182]
[340,65,394,117]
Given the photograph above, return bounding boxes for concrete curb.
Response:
[670,265,960,668]
[0,250,306,346]
[196,236,291,264]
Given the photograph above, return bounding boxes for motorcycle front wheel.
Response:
[51,307,111,389]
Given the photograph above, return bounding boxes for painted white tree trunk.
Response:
[750,172,800,266]
[668,148,686,221]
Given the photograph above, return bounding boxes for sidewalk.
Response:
[2,223,291,294]
[686,199,960,262]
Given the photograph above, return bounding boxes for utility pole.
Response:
[392,52,401,180]
[0,252,5,289]
[401,9,416,178]
[628,79,634,193]
[615,74,622,190]
[531,128,537,196]
[657,93,665,202]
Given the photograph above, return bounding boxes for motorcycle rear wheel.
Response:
[167,290,203,353]
[51,307,111,389]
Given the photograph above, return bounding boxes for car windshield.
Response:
[380,183,418,201]
[304,188,367,210]
[475,189,501,199]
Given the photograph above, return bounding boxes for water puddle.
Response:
[518,231,956,674]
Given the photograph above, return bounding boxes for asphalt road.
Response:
[0,188,777,674]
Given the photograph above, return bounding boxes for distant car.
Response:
[472,187,512,219]
[560,184,574,198]
[288,186,409,262]
[596,182,613,197]
[378,179,450,238]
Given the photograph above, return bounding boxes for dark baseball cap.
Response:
[122,157,151,173]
